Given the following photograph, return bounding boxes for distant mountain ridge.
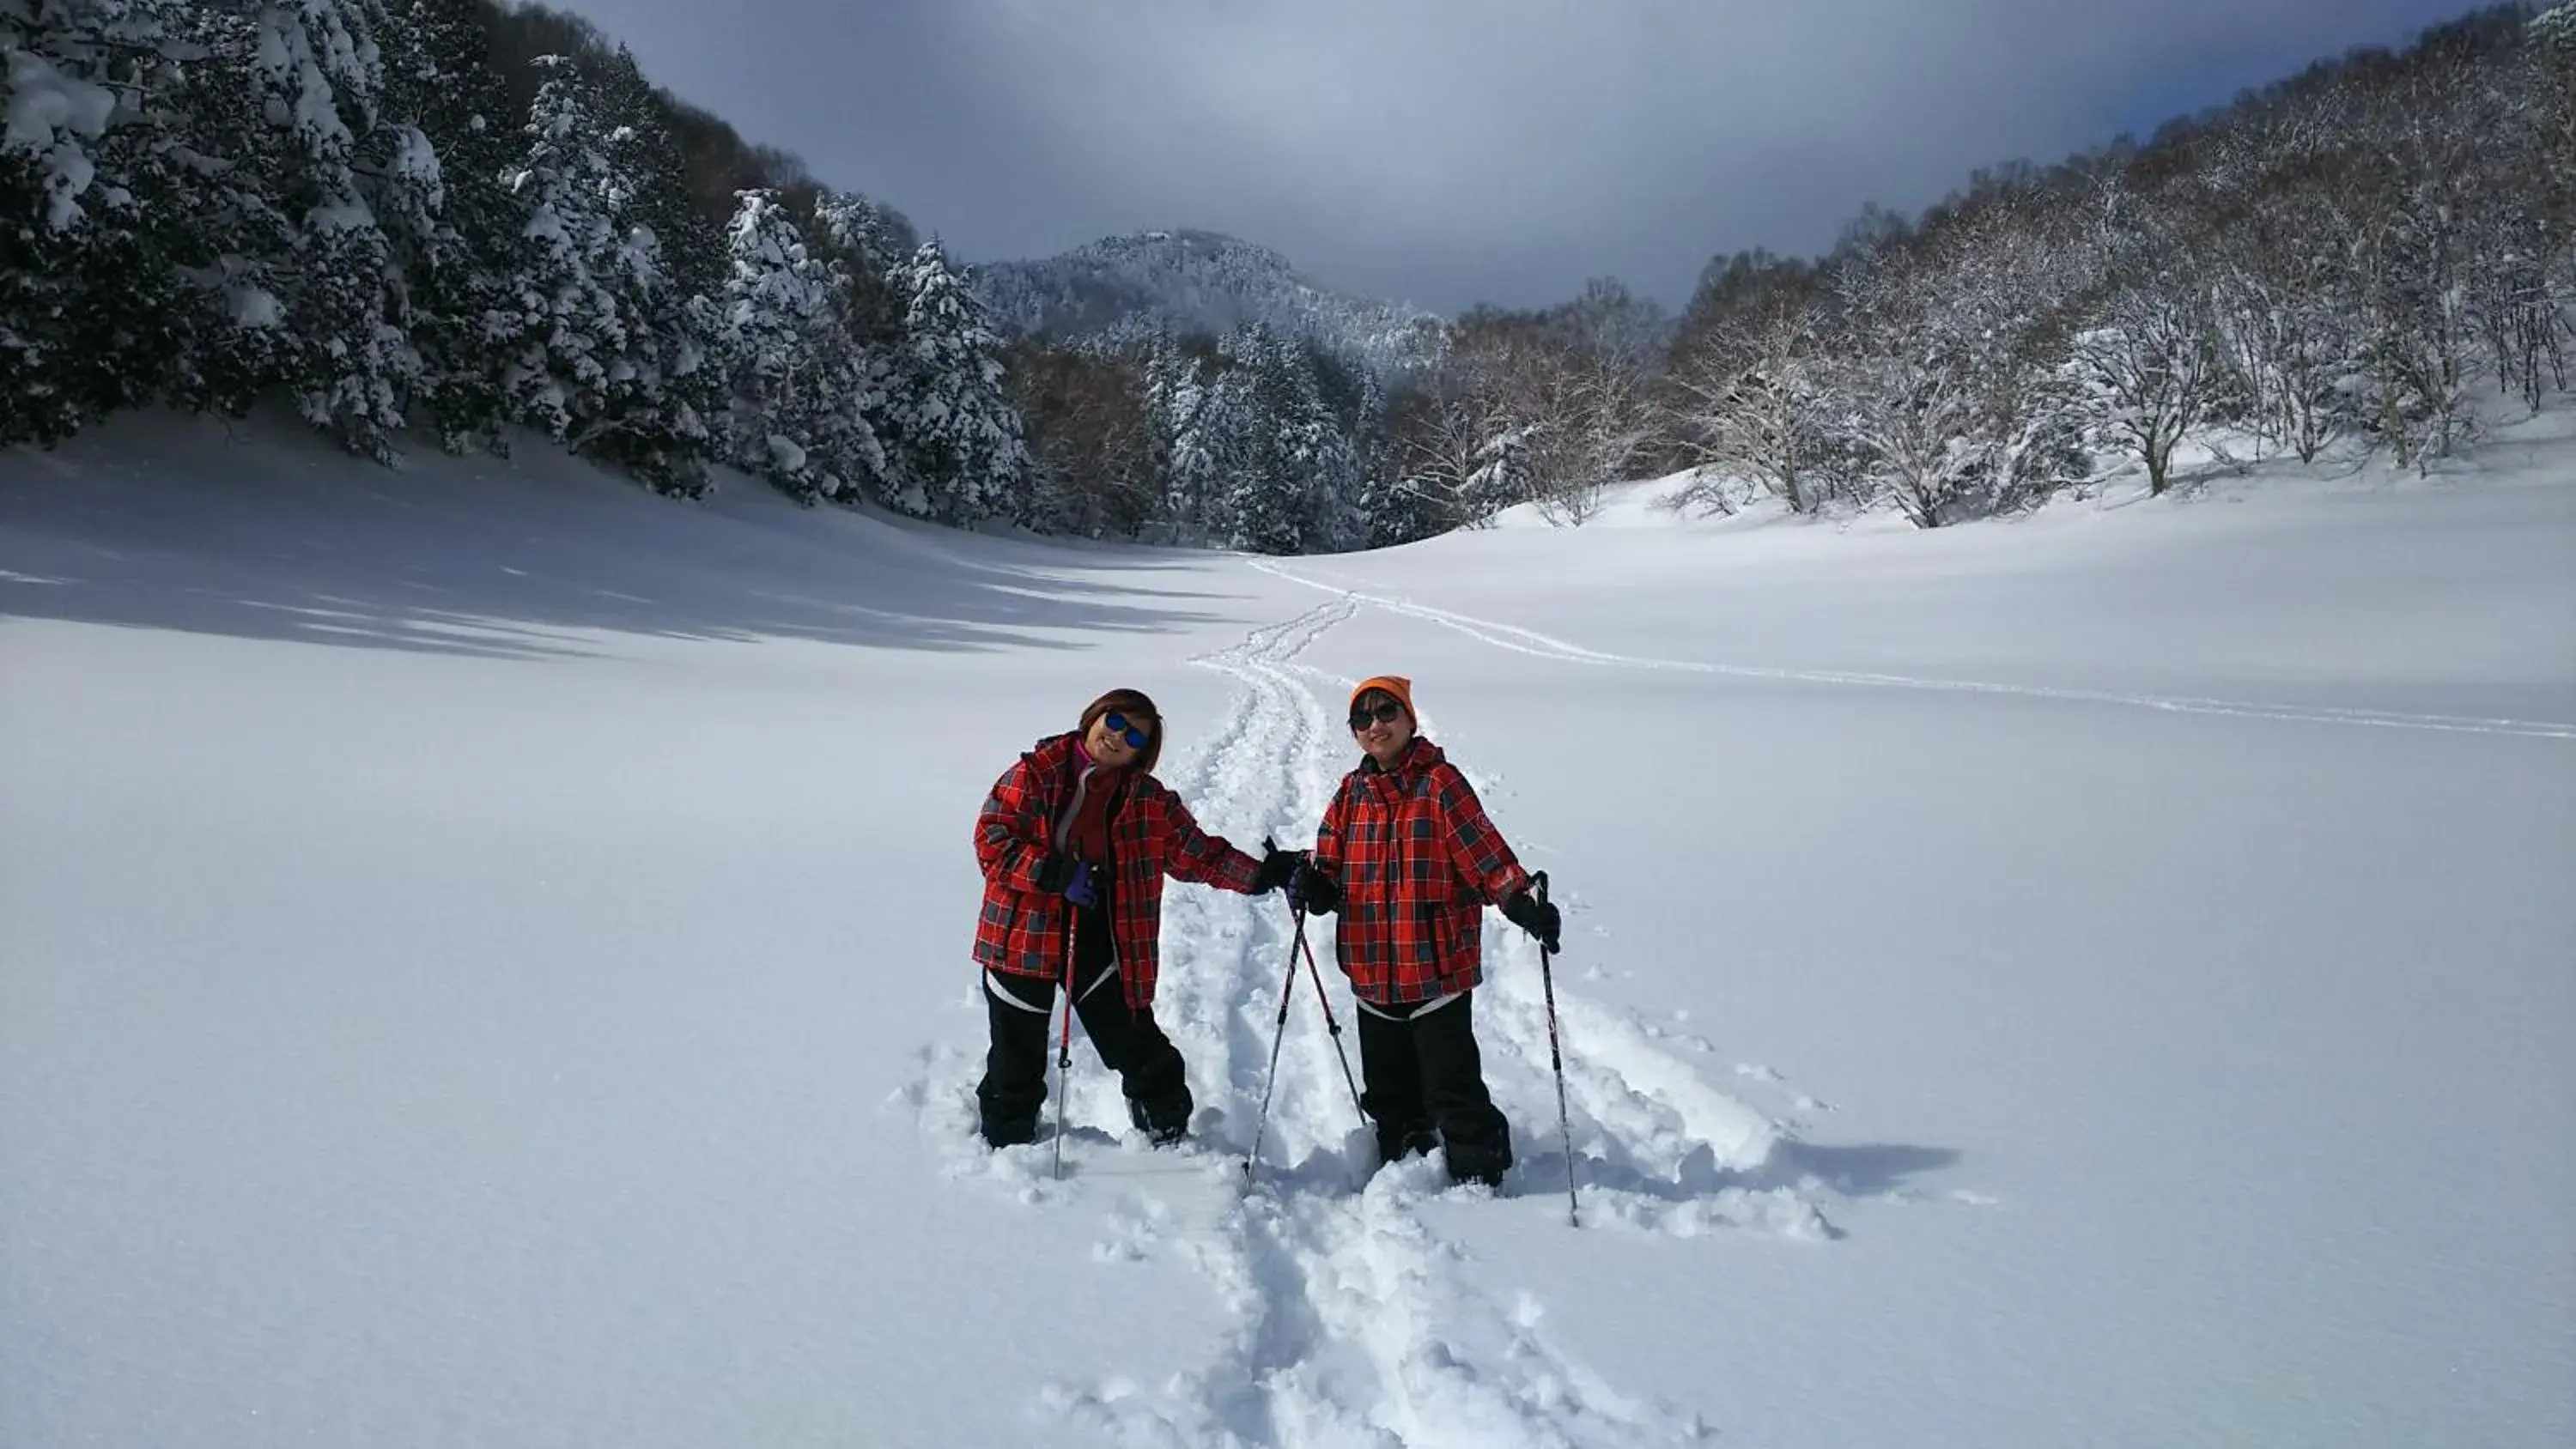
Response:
[968,229,1443,370]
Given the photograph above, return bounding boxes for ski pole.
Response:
[1265,834,1366,1124]
[1242,907,1305,1179]
[1533,871,1579,1228]
[1049,906,1078,1181]
[1291,915,1366,1123]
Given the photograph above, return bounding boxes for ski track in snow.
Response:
[1247,561,2576,741]
[898,596,1835,1446]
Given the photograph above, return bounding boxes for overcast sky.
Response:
[554,0,2487,314]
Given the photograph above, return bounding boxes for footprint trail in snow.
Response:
[903,595,1842,1446]
[1249,559,2576,741]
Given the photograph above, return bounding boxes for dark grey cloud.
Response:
[556,0,2483,313]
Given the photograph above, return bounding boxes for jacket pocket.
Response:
[1415,900,1446,973]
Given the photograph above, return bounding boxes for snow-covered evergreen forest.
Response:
[5,2,2573,550]
[2,0,1018,518]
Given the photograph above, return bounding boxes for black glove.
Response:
[1252,846,1301,895]
[1503,890,1561,952]
[1288,860,1342,915]
[1032,851,1076,894]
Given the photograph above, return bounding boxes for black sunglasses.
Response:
[1103,711,1154,750]
[1349,700,1405,731]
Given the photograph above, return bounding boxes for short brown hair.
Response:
[1078,688,1163,773]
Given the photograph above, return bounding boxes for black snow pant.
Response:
[1357,990,1512,1187]
[975,902,1191,1148]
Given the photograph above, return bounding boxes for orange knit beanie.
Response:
[1349,675,1416,722]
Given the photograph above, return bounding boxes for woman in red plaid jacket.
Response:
[1289,675,1563,1187]
[973,687,1297,1149]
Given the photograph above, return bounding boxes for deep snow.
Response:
[4,409,2571,1447]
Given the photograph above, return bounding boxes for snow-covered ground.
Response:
[5,409,2572,1448]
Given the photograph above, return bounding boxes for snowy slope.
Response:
[4,410,2572,1448]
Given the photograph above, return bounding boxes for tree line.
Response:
[1370,3,2576,535]
[1016,4,2573,545]
[4,0,1022,518]
[7,3,2571,549]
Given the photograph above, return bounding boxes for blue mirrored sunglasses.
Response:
[1103,711,1153,750]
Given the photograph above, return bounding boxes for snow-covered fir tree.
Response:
[0,0,196,444]
[494,58,622,447]
[809,189,911,348]
[1221,328,1306,554]
[1221,324,1360,555]
[1143,331,1244,543]
[231,0,430,462]
[583,44,717,493]
[882,239,1027,523]
[1460,425,1537,519]
[108,3,336,425]
[718,188,885,502]
[1,1,132,235]
[1355,466,1436,548]
[719,189,823,492]
[589,41,721,475]
[807,188,909,472]
[812,191,909,275]
[1302,336,1379,546]
[591,45,720,302]
[381,0,524,452]
[495,55,705,495]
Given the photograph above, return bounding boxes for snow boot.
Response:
[980,1113,1038,1150]
[1441,1120,1513,1189]
[1376,1119,1441,1167]
[1127,1083,1193,1148]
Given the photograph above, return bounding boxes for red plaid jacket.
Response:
[973,732,1261,1009]
[1312,737,1532,1006]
